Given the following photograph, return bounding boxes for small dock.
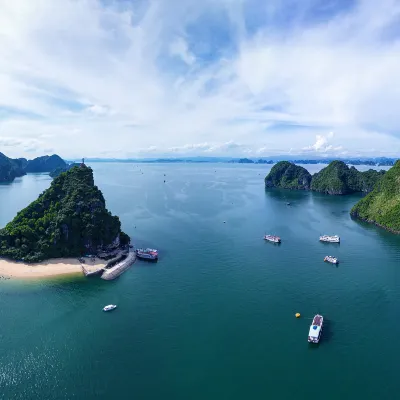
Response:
[101,250,136,280]
[81,264,105,277]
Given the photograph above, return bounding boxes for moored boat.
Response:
[324,255,338,264]
[319,235,340,243]
[308,314,323,343]
[103,304,117,312]
[135,248,159,260]
[263,234,281,243]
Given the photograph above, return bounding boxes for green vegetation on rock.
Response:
[265,161,312,190]
[0,153,26,183]
[25,154,66,173]
[0,165,130,262]
[351,160,400,233]
[311,161,385,195]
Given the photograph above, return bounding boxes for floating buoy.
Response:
[295,313,301,318]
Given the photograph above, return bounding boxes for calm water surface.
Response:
[0,163,399,400]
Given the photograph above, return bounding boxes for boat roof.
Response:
[308,325,321,338]
[321,235,339,238]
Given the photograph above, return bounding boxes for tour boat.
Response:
[135,248,159,260]
[319,235,340,243]
[103,305,117,312]
[308,314,324,343]
[263,234,281,243]
[324,255,338,264]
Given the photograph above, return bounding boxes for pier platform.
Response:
[101,251,136,280]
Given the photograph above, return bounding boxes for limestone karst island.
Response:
[264,159,400,233]
[0,162,133,279]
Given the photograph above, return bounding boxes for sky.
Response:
[0,0,400,159]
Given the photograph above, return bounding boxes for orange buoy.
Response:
[295,313,301,318]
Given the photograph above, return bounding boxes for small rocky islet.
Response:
[0,163,130,263]
[265,160,400,233]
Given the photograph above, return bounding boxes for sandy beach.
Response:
[0,257,107,279]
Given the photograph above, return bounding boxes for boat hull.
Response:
[136,252,158,261]
[103,306,117,312]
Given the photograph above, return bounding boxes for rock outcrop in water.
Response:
[264,161,312,190]
[311,161,385,195]
[0,153,26,183]
[351,160,400,233]
[265,160,385,195]
[0,165,130,262]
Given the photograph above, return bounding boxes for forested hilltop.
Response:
[265,161,385,195]
[351,160,400,233]
[264,161,312,190]
[311,161,385,195]
[0,165,130,262]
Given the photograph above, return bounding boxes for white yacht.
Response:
[103,305,117,312]
[319,235,340,243]
[324,255,338,264]
[263,234,281,243]
[308,314,324,343]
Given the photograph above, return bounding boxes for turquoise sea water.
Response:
[0,163,399,400]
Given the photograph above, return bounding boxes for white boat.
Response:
[308,314,324,343]
[324,255,338,264]
[103,304,117,312]
[319,235,340,243]
[264,234,281,243]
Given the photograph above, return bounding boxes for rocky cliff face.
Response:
[265,161,312,190]
[0,165,130,262]
[0,153,26,183]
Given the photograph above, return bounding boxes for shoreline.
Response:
[350,214,400,234]
[0,257,107,280]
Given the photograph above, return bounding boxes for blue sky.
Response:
[0,0,399,159]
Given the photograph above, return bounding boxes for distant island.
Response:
[50,162,80,178]
[25,154,66,173]
[351,160,400,233]
[0,152,68,183]
[0,152,26,183]
[0,164,130,263]
[70,156,397,166]
[265,160,386,195]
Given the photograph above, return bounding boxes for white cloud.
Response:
[0,0,399,159]
[302,132,343,153]
[87,105,110,115]
[170,37,196,65]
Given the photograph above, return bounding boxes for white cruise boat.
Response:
[319,235,340,243]
[308,314,324,343]
[324,255,338,264]
[103,305,117,312]
[264,234,281,243]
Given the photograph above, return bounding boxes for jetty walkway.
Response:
[101,250,136,280]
